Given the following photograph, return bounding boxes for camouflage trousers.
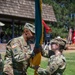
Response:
[14,72,27,75]
[4,73,27,75]
[3,70,27,75]
[0,72,3,75]
[14,70,27,75]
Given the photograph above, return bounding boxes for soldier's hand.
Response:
[33,46,42,54]
[37,68,46,75]
[3,65,14,75]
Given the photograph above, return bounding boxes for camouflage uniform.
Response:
[3,23,35,75]
[0,54,3,75]
[38,38,66,75]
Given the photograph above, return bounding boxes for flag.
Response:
[35,0,42,47]
[30,0,43,75]
[42,19,52,33]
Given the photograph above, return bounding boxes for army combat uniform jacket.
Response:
[0,54,3,75]
[38,50,66,75]
[3,35,33,75]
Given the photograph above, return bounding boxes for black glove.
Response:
[33,46,42,54]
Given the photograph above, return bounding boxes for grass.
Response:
[27,52,75,75]
[1,51,75,75]
[63,52,75,75]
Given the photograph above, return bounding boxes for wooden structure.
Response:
[0,0,57,42]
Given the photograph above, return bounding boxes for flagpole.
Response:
[30,0,42,75]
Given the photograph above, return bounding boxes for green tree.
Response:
[43,0,75,38]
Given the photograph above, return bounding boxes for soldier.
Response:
[37,37,67,75]
[3,23,41,75]
[0,53,3,75]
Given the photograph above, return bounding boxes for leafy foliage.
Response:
[43,0,75,38]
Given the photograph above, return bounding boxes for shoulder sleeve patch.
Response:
[11,43,18,48]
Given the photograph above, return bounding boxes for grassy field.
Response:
[1,51,75,75]
[27,51,75,75]
[63,52,75,75]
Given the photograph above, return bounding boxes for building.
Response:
[0,0,57,43]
